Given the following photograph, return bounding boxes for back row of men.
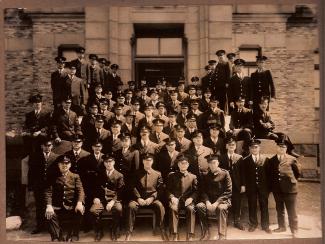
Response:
[50,47,276,114]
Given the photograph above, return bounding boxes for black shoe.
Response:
[234,223,245,231]
[71,235,79,241]
[51,238,60,242]
[111,229,117,241]
[263,228,272,234]
[186,233,194,241]
[31,228,42,234]
[171,233,179,241]
[200,230,210,241]
[125,232,131,241]
[160,229,169,241]
[248,226,256,232]
[95,231,104,241]
[273,227,286,233]
[292,230,298,238]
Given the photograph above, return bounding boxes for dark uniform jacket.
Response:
[229,107,254,130]
[203,136,226,155]
[219,153,243,192]
[63,149,91,175]
[214,62,231,90]
[45,171,85,209]
[185,144,213,176]
[86,64,104,88]
[93,169,125,204]
[153,148,179,183]
[51,108,82,140]
[24,109,51,136]
[199,168,232,206]
[201,73,215,93]
[266,155,300,194]
[253,108,275,138]
[250,70,276,102]
[70,58,87,80]
[132,168,163,200]
[198,109,225,131]
[51,69,68,106]
[106,73,123,98]
[242,154,269,193]
[114,148,140,178]
[228,74,252,103]
[63,74,88,107]
[167,171,198,202]
[28,151,59,189]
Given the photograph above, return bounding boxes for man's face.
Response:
[126,115,134,124]
[62,100,71,110]
[191,103,199,110]
[115,108,122,116]
[259,100,268,111]
[209,128,220,137]
[126,92,133,99]
[171,94,178,101]
[77,52,84,59]
[178,160,189,172]
[33,102,42,111]
[95,120,104,129]
[141,89,147,96]
[150,93,159,101]
[57,62,64,69]
[210,101,218,109]
[70,68,77,75]
[218,54,226,63]
[158,107,165,115]
[144,108,153,117]
[92,145,102,154]
[105,92,113,100]
[99,63,105,69]
[204,92,211,99]
[72,141,83,150]
[140,129,150,138]
[168,115,176,123]
[234,65,242,73]
[104,159,115,171]
[181,107,188,114]
[207,66,214,74]
[178,84,185,92]
[189,89,196,95]
[166,142,176,152]
[111,125,121,134]
[111,68,117,74]
[95,86,103,94]
[193,135,203,146]
[154,123,163,133]
[133,104,140,111]
[249,145,260,155]
[257,60,265,69]
[226,142,236,152]
[121,138,131,148]
[58,162,71,174]
[90,59,97,66]
[176,129,185,138]
[236,100,245,109]
[143,158,153,169]
[99,103,108,111]
[187,119,196,128]
[117,97,125,104]
[277,145,287,155]
[41,143,53,154]
[229,57,235,63]
[208,160,220,172]
[90,106,98,115]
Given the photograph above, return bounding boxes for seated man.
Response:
[125,153,168,241]
[196,154,232,240]
[90,153,125,241]
[45,155,85,242]
[167,154,198,241]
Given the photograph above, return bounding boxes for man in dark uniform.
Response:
[201,64,215,93]
[214,50,231,112]
[149,118,169,148]
[28,138,59,234]
[90,153,125,241]
[174,124,192,153]
[51,96,83,142]
[22,94,51,156]
[203,124,226,155]
[125,153,168,241]
[80,103,98,145]
[51,56,68,109]
[266,140,301,238]
[196,154,232,240]
[219,137,245,230]
[163,110,178,136]
[250,55,276,110]
[167,154,198,241]
[227,52,236,76]
[86,54,103,95]
[107,64,123,99]
[184,114,198,140]
[45,155,85,242]
[70,46,87,81]
[98,58,111,85]
[241,139,271,233]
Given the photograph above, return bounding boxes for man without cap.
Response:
[241,139,271,233]
[125,153,168,241]
[265,140,301,238]
[149,118,169,147]
[70,46,87,81]
[90,153,125,241]
[28,138,59,234]
[250,55,276,110]
[219,137,245,230]
[51,96,83,142]
[45,155,85,242]
[23,94,51,156]
[51,56,68,109]
[167,154,198,241]
[203,124,226,155]
[196,154,232,240]
[185,131,213,177]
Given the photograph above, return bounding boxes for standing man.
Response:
[266,140,301,238]
[51,56,68,109]
[28,138,59,234]
[219,136,245,230]
[214,50,231,112]
[90,153,125,241]
[227,53,236,76]
[86,54,103,95]
[45,155,85,242]
[125,153,168,241]
[201,65,215,94]
[242,139,271,233]
[107,64,123,99]
[70,46,87,81]
[167,154,198,241]
[196,154,232,240]
[250,55,276,110]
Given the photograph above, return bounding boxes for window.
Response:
[238,44,262,76]
[136,38,183,57]
[58,44,81,61]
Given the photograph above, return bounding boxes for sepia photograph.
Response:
[4,1,322,242]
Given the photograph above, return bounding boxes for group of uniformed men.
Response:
[23,46,301,242]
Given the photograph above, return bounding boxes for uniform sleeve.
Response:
[117,174,125,201]
[268,70,276,98]
[45,185,53,206]
[216,171,232,204]
[190,175,198,201]
[75,174,85,204]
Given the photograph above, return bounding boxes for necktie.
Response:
[97,129,100,137]
[157,133,160,142]
[229,155,233,169]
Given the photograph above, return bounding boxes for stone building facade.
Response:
[4,4,319,144]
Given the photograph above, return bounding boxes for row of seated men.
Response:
[51,47,275,115]
[28,134,300,242]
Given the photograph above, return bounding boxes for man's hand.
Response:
[230,102,234,108]
[184,198,193,207]
[32,131,41,137]
[75,201,84,215]
[45,205,55,220]
[206,201,214,212]
[106,200,115,212]
[248,101,253,105]
[54,137,61,144]
[93,198,101,205]
[169,197,179,212]
[137,198,146,206]
[145,197,154,206]
[240,186,246,193]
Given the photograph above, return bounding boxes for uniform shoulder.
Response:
[152,169,162,176]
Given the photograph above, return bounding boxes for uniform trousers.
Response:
[169,201,196,235]
[196,202,229,236]
[247,188,269,229]
[127,200,165,233]
[273,192,298,233]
